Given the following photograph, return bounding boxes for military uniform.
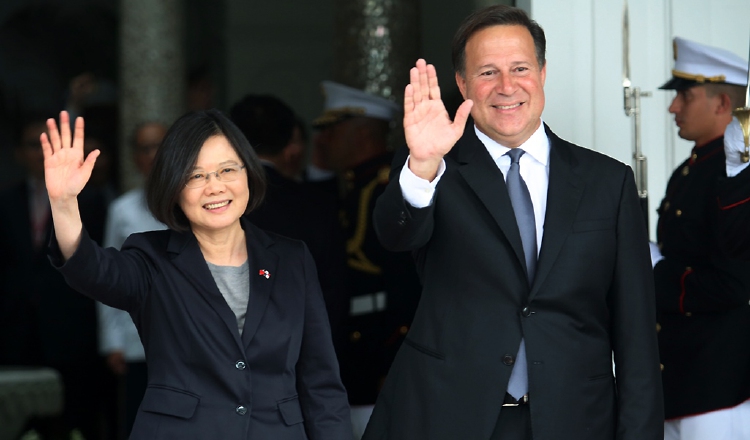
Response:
[717,118,750,260]
[654,136,750,420]
[337,152,422,405]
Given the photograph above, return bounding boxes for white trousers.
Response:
[350,404,375,440]
[664,399,750,440]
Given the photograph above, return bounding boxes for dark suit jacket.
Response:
[50,217,352,440]
[363,124,663,440]
[246,165,349,343]
[0,180,106,366]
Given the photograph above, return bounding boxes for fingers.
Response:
[84,149,101,169]
[453,99,474,128]
[40,133,52,159]
[410,63,422,105]
[59,111,72,149]
[404,83,415,124]
[427,63,441,100]
[417,59,429,101]
[410,59,440,104]
[46,117,62,151]
[72,117,85,152]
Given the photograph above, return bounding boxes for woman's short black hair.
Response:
[145,109,266,232]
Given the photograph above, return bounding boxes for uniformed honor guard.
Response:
[651,37,750,440]
[311,81,422,439]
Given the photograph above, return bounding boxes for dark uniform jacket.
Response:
[49,217,352,440]
[337,153,421,405]
[717,162,750,260]
[654,136,750,419]
[363,123,663,440]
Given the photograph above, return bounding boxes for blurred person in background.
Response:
[97,121,169,439]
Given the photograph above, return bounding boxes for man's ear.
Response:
[456,72,468,99]
[716,92,733,115]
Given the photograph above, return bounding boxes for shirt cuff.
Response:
[399,156,445,208]
[727,161,750,178]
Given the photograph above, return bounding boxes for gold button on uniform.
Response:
[691,153,698,160]
[663,201,670,211]
[676,209,682,217]
[350,331,362,342]
[685,312,692,317]
[682,166,690,176]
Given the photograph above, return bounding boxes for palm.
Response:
[404,59,473,163]
[41,111,99,200]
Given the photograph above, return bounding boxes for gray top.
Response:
[207,260,250,335]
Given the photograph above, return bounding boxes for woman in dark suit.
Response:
[41,109,352,439]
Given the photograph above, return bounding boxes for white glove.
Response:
[649,241,664,268]
[725,116,749,177]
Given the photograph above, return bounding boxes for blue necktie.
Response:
[504,148,537,400]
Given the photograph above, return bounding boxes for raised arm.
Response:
[404,59,473,181]
[40,111,100,260]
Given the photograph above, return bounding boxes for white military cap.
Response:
[313,81,400,128]
[660,36,748,90]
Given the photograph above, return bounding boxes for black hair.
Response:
[145,109,267,232]
[452,5,546,76]
[229,94,297,157]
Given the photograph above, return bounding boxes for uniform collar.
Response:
[689,135,723,165]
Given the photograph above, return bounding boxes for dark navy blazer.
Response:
[51,217,352,439]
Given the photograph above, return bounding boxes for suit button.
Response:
[681,166,689,176]
[235,360,246,370]
[236,405,247,416]
[521,307,531,317]
[675,209,682,217]
[502,354,515,366]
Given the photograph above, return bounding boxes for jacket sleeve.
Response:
[48,227,153,313]
[610,168,665,440]
[296,243,353,440]
[373,145,438,252]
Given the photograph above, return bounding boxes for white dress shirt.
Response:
[400,121,550,255]
[98,187,167,361]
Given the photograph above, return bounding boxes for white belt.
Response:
[350,291,387,316]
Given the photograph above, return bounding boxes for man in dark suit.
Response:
[0,113,109,439]
[362,5,663,440]
[651,38,750,439]
[229,95,349,343]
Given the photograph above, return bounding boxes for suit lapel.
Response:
[240,219,278,349]
[167,228,246,351]
[529,127,584,300]
[166,218,281,352]
[455,127,527,274]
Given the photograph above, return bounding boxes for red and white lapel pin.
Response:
[258,269,270,279]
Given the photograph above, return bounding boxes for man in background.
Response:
[311,82,422,438]
[98,121,168,438]
[0,112,109,439]
[230,94,349,342]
